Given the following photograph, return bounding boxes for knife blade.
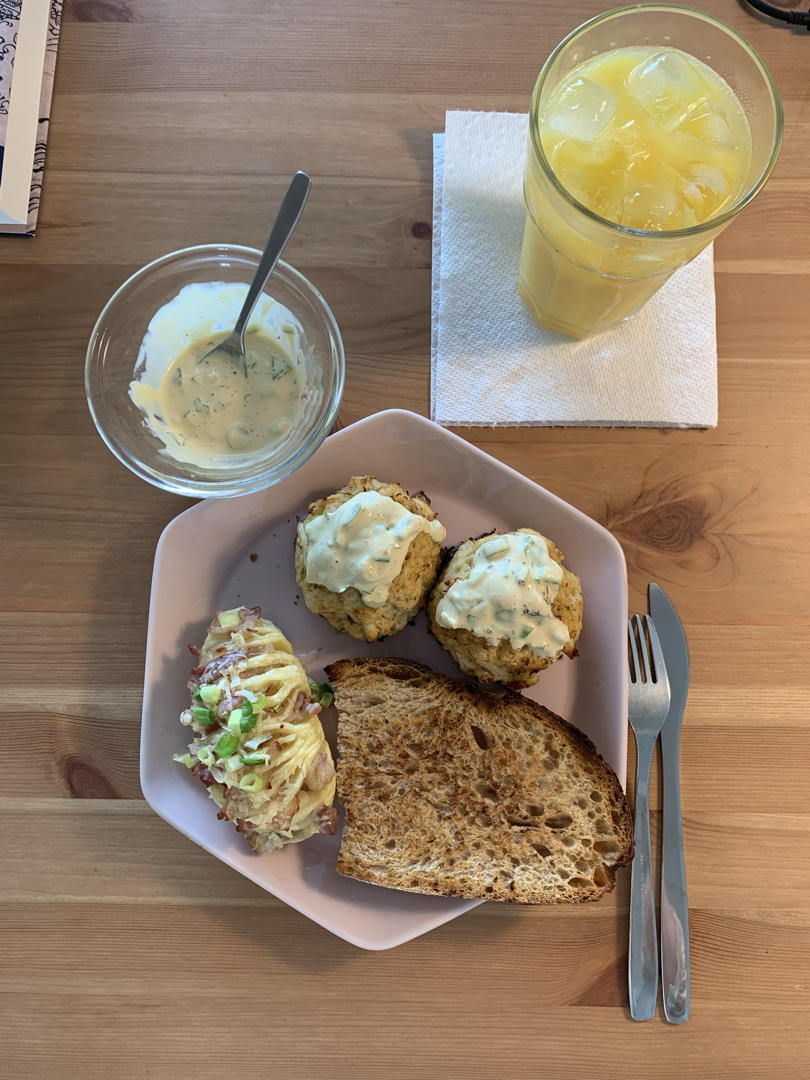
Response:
[649,584,690,1024]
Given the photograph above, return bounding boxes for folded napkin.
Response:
[431,111,718,428]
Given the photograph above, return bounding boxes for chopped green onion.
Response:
[197,746,215,765]
[192,688,203,702]
[238,772,264,792]
[172,753,194,768]
[193,706,215,726]
[520,626,533,640]
[171,367,183,385]
[243,733,272,750]
[241,753,268,766]
[214,733,239,757]
[253,693,268,712]
[199,684,221,706]
[227,709,243,736]
[308,678,334,709]
[238,700,256,733]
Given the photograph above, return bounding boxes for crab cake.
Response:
[295,476,446,642]
[427,528,582,688]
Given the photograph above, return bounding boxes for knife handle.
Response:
[660,716,691,1023]
[629,731,659,1021]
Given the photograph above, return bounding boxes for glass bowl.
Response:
[85,245,345,498]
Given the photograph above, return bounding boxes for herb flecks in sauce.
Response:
[129,282,307,469]
[300,491,446,608]
[435,529,571,658]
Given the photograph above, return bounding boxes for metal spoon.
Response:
[200,171,311,376]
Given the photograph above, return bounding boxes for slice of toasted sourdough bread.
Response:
[324,657,633,904]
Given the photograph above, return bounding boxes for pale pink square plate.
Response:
[140,409,628,949]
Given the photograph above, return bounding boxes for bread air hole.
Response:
[561,836,577,848]
[575,797,588,810]
[470,725,492,750]
[531,843,552,858]
[472,782,499,802]
[569,876,592,889]
[595,817,611,835]
[590,791,603,803]
[592,866,609,888]
[542,758,557,772]
[384,839,396,849]
[593,839,620,857]
[544,813,573,830]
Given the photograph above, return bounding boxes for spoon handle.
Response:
[233,171,311,352]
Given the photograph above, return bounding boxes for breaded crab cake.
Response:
[295,476,446,642]
[427,528,582,688]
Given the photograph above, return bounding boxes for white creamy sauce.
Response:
[300,490,446,608]
[435,529,570,657]
[129,282,309,469]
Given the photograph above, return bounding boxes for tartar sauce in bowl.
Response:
[86,245,345,498]
[129,282,311,469]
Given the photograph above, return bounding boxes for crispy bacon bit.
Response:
[315,806,338,835]
[304,752,335,792]
[305,702,323,715]
[235,818,257,834]
[188,665,205,689]
[191,763,216,788]
[270,796,299,832]
[187,644,201,658]
[199,650,247,684]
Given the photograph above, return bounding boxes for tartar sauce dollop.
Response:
[435,529,570,657]
[300,490,446,607]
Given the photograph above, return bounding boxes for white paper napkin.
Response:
[431,111,718,428]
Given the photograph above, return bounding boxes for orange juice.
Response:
[520,45,753,336]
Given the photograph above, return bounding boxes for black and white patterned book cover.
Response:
[0,0,63,235]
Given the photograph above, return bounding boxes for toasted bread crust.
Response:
[326,657,633,904]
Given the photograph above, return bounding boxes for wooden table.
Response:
[2,1,808,1075]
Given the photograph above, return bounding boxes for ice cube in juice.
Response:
[519,45,752,336]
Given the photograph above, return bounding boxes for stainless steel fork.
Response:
[627,614,671,1021]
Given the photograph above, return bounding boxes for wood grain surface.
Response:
[2,1,809,1076]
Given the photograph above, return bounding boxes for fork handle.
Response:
[629,730,659,1021]
[233,171,311,351]
[660,715,690,1023]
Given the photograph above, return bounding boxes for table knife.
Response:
[648,584,691,1024]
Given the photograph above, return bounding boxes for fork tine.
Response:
[627,616,640,683]
[643,615,667,687]
[635,614,651,682]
